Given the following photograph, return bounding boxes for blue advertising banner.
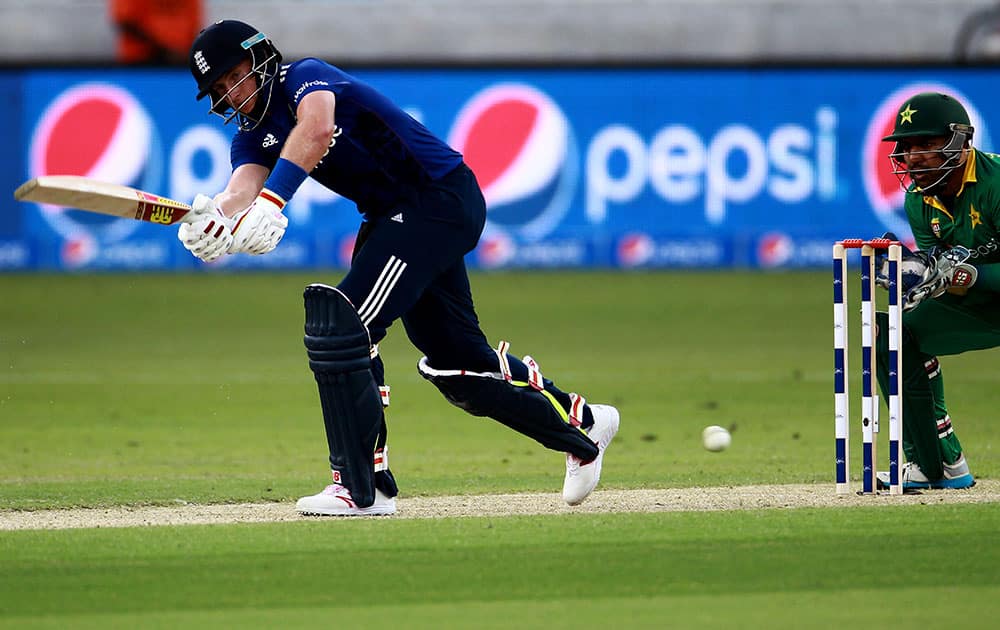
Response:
[3,67,996,270]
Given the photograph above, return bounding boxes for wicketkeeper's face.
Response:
[212,59,258,115]
[890,135,966,191]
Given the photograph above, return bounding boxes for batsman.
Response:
[874,91,1000,490]
[177,20,619,515]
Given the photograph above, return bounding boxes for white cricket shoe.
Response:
[296,483,397,516]
[876,455,975,490]
[563,404,620,505]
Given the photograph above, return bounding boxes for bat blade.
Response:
[14,176,193,225]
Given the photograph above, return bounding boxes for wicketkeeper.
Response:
[177,20,619,515]
[874,91,1000,490]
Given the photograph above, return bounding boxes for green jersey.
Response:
[905,149,1000,264]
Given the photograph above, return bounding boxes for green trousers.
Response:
[876,289,1000,480]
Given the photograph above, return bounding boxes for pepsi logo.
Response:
[757,232,794,268]
[449,84,577,241]
[60,235,97,268]
[862,83,989,239]
[29,83,163,244]
[475,230,517,269]
[616,233,655,268]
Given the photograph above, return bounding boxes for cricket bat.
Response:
[14,175,196,225]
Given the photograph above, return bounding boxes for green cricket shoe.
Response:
[877,455,976,490]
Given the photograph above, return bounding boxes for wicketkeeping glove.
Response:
[228,189,288,255]
[873,233,974,310]
[902,245,973,310]
[874,232,918,291]
[946,260,978,295]
[177,194,234,263]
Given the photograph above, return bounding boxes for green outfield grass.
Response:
[1,271,998,627]
[1,506,998,628]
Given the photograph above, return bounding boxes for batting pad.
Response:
[304,283,382,508]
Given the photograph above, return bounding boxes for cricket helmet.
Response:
[881,92,974,192]
[188,20,282,130]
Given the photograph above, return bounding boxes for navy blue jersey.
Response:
[231,58,463,216]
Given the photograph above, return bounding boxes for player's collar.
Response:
[922,149,977,214]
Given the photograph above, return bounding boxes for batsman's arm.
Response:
[213,90,336,217]
[280,90,338,176]
[214,163,268,217]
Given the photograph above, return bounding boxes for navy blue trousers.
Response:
[327,164,597,496]
[339,163,496,370]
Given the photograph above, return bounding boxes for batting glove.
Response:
[228,189,289,255]
[177,194,234,263]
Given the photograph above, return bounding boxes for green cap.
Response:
[882,92,972,141]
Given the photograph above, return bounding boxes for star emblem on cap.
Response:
[899,104,917,125]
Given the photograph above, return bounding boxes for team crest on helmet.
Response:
[898,104,917,125]
[194,51,209,74]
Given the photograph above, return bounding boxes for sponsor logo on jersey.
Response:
[966,237,999,259]
[861,83,990,241]
[293,79,331,103]
[28,83,164,266]
[315,126,342,167]
[931,217,941,238]
[449,83,577,241]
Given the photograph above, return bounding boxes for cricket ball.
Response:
[702,425,732,452]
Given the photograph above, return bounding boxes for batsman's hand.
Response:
[177,194,234,263]
[228,189,288,255]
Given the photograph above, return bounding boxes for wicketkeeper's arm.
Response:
[955,262,1000,294]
